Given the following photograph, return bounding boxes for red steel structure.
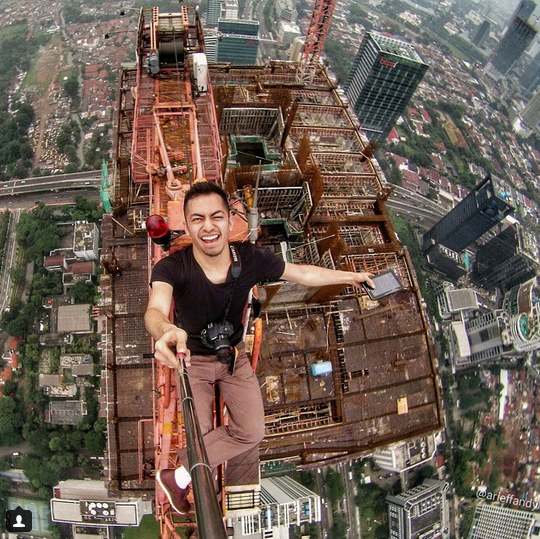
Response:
[298,0,338,82]
[126,7,255,537]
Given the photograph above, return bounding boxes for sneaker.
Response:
[157,469,192,514]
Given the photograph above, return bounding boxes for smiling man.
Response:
[145,181,374,514]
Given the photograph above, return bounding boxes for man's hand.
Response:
[153,326,191,369]
[350,272,375,290]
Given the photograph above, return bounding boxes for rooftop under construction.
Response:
[96,5,443,532]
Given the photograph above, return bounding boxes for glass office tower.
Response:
[489,1,538,77]
[344,32,429,141]
[472,223,539,291]
[422,174,514,255]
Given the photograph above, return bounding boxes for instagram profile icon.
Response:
[5,506,32,533]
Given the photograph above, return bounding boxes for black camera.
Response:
[200,321,235,364]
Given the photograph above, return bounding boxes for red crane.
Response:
[298,0,338,83]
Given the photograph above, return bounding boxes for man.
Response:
[145,181,374,514]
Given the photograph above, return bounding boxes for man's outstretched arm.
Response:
[281,262,375,290]
[145,281,189,368]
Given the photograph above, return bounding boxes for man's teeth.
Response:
[203,235,218,241]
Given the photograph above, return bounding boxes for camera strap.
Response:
[214,245,241,376]
[222,244,241,323]
[230,244,241,279]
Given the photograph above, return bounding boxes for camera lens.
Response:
[216,345,234,365]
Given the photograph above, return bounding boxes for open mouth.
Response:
[201,234,219,245]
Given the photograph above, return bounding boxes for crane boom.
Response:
[298,0,338,83]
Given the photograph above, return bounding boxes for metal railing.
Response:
[174,355,228,539]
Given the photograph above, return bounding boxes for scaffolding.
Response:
[205,63,441,466]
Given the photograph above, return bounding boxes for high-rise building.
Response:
[289,37,305,62]
[344,32,429,141]
[447,276,540,369]
[422,174,514,255]
[520,50,540,92]
[435,282,479,320]
[206,0,224,27]
[471,220,539,291]
[373,435,437,473]
[520,88,540,129]
[221,0,238,20]
[486,1,539,78]
[217,19,259,64]
[259,476,321,533]
[226,475,321,537]
[278,21,302,46]
[276,0,297,23]
[204,29,219,61]
[51,479,152,531]
[386,479,450,539]
[468,504,540,539]
[473,20,491,48]
[425,244,468,281]
[448,310,513,369]
[504,277,540,353]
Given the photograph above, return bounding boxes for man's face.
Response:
[185,193,231,258]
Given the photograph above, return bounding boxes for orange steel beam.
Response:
[140,8,253,536]
[147,9,204,532]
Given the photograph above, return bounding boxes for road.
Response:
[0,210,22,314]
[0,188,101,212]
[315,467,332,536]
[0,170,101,199]
[0,442,29,458]
[390,184,446,215]
[338,461,361,539]
[386,184,447,229]
[314,462,363,538]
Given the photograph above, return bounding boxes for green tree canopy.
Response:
[26,426,52,456]
[325,467,345,507]
[68,281,96,304]
[17,205,61,263]
[85,429,106,455]
[0,456,11,471]
[331,512,348,539]
[0,477,11,532]
[1,379,17,397]
[15,102,35,130]
[22,454,57,491]
[0,397,23,445]
[63,73,79,100]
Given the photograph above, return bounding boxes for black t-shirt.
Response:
[150,242,285,354]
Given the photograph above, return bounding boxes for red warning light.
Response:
[146,215,171,246]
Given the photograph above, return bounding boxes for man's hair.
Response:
[183,181,230,215]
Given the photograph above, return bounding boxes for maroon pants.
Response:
[177,343,265,470]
